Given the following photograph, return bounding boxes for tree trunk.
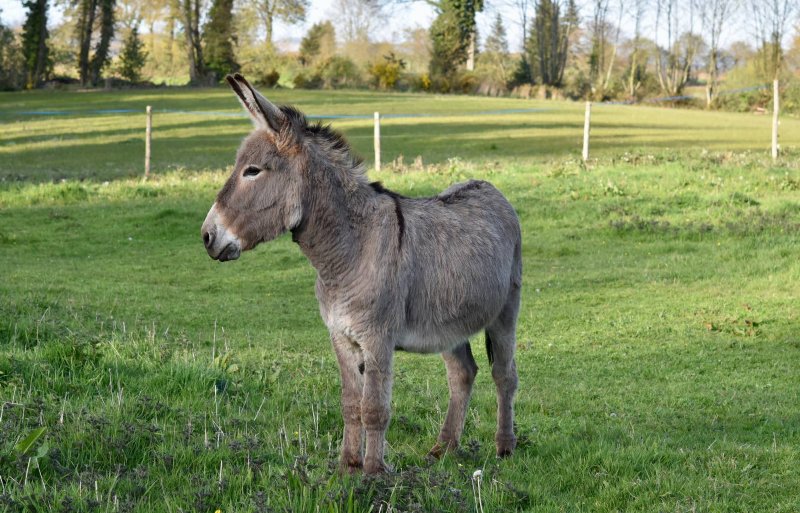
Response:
[183,0,197,81]
[466,31,475,71]
[89,0,115,86]
[706,48,717,108]
[33,0,49,85]
[77,0,98,86]
[182,0,205,83]
[264,0,274,48]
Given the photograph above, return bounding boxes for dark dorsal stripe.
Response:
[370,182,405,248]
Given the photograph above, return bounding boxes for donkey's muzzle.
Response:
[216,243,241,262]
[202,202,242,262]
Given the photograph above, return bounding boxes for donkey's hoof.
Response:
[339,462,363,475]
[427,440,458,460]
[364,460,393,475]
[495,435,517,458]
[338,456,363,475]
[427,443,447,460]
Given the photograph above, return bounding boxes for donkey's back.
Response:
[393,179,522,355]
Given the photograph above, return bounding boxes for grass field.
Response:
[1,88,799,512]
[3,87,800,182]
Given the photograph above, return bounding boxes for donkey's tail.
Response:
[485,330,494,364]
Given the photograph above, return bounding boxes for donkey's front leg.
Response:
[361,346,394,474]
[331,334,365,473]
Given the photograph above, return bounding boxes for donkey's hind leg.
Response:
[487,284,521,457]
[428,341,478,459]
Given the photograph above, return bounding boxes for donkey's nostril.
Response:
[203,231,213,249]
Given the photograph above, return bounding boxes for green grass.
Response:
[2,87,800,182]
[1,89,799,512]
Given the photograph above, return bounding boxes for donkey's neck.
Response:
[290,170,374,287]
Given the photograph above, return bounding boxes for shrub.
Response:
[257,69,280,88]
[369,53,406,90]
[293,72,322,89]
[320,56,363,89]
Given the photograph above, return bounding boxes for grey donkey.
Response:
[201,74,522,474]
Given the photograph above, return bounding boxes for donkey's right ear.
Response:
[226,73,285,134]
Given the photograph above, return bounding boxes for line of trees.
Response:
[1,0,799,111]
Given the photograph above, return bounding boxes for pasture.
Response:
[1,89,799,512]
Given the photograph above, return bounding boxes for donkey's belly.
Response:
[396,326,476,354]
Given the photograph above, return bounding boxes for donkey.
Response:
[201,74,522,474]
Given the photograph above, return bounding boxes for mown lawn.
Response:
[2,87,800,182]
[1,88,799,512]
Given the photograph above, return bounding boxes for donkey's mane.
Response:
[279,105,367,183]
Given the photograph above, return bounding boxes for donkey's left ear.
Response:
[226,73,285,133]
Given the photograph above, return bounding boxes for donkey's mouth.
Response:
[216,242,241,262]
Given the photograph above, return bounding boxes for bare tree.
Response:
[182,0,205,83]
[748,0,797,80]
[694,0,737,107]
[246,0,308,48]
[654,0,700,96]
[508,0,532,50]
[588,0,611,96]
[330,0,389,43]
[588,0,625,98]
[626,0,648,98]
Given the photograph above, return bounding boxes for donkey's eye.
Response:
[243,166,262,178]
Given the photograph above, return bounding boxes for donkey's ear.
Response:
[226,73,285,133]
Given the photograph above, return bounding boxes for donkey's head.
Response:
[201,74,305,261]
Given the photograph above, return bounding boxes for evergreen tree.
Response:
[204,0,238,78]
[527,0,578,86]
[484,13,508,56]
[298,21,335,67]
[429,0,483,80]
[508,56,532,87]
[480,14,511,87]
[21,0,50,89]
[119,26,148,82]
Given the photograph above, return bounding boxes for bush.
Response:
[257,69,280,88]
[456,71,479,94]
[293,71,322,89]
[0,23,25,90]
[320,56,363,89]
[368,53,406,90]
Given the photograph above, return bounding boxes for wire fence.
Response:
[1,80,784,175]
[4,82,773,119]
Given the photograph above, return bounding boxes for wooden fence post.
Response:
[374,111,381,172]
[582,101,592,162]
[145,105,152,178]
[772,79,779,161]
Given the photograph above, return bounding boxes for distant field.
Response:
[1,88,799,512]
[1,87,799,182]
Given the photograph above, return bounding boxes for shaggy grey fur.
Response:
[201,74,522,474]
